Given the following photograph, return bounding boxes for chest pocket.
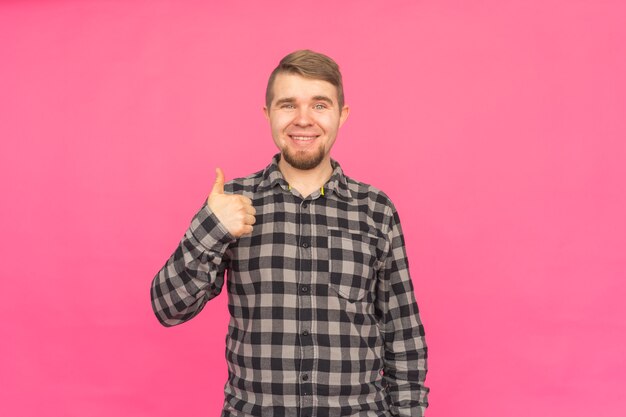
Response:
[328,228,384,302]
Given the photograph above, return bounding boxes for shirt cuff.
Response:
[188,203,237,252]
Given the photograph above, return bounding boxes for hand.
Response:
[207,168,256,238]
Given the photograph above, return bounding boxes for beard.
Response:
[281,145,326,170]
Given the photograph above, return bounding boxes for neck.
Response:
[278,155,333,198]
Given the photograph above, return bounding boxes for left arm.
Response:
[376,204,429,416]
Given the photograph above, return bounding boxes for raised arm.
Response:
[150,168,255,326]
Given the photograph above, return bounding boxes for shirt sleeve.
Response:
[376,204,429,416]
[150,202,236,327]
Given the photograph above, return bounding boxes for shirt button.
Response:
[300,285,309,293]
[302,374,309,381]
[302,330,310,336]
[301,242,309,248]
[302,203,308,209]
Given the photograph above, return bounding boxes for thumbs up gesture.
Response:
[207,168,256,238]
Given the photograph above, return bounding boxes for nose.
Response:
[293,107,313,127]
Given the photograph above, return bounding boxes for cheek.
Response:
[270,121,287,144]
[319,115,340,130]
[271,116,290,132]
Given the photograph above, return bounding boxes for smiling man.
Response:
[151,50,429,417]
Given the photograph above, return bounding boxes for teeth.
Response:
[291,136,316,141]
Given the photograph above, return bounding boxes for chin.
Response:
[282,148,326,170]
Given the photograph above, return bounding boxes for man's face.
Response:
[264,73,349,171]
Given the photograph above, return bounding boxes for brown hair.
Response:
[265,49,345,110]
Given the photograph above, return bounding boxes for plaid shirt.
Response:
[151,154,429,417]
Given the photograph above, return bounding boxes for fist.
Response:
[207,168,256,238]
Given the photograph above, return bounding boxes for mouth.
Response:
[289,134,320,142]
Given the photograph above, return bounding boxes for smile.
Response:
[289,135,319,142]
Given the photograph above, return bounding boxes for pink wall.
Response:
[1,1,625,416]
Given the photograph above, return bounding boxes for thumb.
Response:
[211,167,225,195]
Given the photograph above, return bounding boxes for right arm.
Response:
[150,168,255,327]
[150,202,236,327]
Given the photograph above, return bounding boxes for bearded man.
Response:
[151,49,429,417]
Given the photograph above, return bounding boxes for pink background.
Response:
[1,1,625,416]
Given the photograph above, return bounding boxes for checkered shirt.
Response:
[151,154,429,416]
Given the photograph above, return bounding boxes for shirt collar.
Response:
[255,153,352,200]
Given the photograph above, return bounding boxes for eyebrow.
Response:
[274,97,296,107]
[273,96,335,107]
[312,95,334,105]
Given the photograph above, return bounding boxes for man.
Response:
[151,50,429,417]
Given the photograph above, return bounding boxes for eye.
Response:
[314,103,327,110]
[281,104,295,109]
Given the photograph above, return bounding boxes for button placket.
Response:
[297,198,314,411]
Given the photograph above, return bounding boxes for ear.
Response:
[339,105,350,127]
[263,105,270,121]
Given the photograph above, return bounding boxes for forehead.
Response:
[271,73,338,102]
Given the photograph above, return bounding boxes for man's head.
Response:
[264,50,349,171]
